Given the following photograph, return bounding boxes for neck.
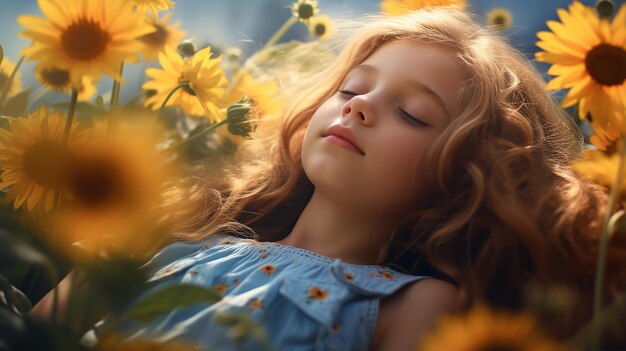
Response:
[277,189,397,265]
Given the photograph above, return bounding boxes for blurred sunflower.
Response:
[133,0,176,20]
[381,0,466,16]
[143,46,228,121]
[18,0,154,84]
[35,63,96,101]
[139,12,186,60]
[53,123,179,258]
[487,7,513,30]
[573,147,626,192]
[536,2,626,149]
[421,306,569,351]
[224,72,281,118]
[0,58,23,98]
[308,15,335,41]
[0,106,91,214]
[291,0,319,23]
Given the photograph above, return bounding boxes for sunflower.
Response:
[139,13,186,61]
[487,7,513,30]
[291,0,319,23]
[133,0,175,20]
[35,63,96,101]
[0,58,23,98]
[308,15,335,41]
[381,0,466,16]
[573,147,626,192]
[18,0,154,84]
[536,2,626,149]
[143,46,228,121]
[53,122,179,258]
[0,106,91,214]
[224,72,281,117]
[421,306,569,351]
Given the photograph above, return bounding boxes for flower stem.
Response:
[108,62,125,136]
[164,118,228,151]
[591,137,626,350]
[261,16,298,51]
[53,88,78,206]
[0,56,25,111]
[153,82,188,123]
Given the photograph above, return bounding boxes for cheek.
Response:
[366,132,433,206]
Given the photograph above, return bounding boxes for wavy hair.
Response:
[169,8,624,337]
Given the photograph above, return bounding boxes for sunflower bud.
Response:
[178,39,196,57]
[226,97,256,139]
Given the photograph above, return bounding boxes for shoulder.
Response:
[373,278,459,351]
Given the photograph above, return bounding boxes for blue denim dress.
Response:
[89,233,429,350]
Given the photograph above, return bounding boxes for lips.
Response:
[323,124,365,155]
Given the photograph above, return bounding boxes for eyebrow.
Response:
[352,64,450,120]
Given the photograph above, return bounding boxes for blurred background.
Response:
[0,0,611,105]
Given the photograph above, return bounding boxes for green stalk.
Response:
[0,56,25,111]
[108,62,125,135]
[152,82,188,123]
[261,16,298,51]
[53,88,78,206]
[591,137,626,350]
[164,118,228,151]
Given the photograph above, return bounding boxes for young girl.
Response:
[35,6,617,351]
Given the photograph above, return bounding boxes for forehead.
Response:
[355,39,466,116]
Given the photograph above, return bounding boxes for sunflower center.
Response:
[61,18,111,61]
[68,157,127,208]
[476,344,520,351]
[297,4,315,20]
[585,44,626,86]
[314,23,326,36]
[22,140,72,187]
[493,15,505,26]
[140,23,168,48]
[41,68,70,88]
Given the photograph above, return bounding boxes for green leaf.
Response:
[1,90,30,117]
[0,43,3,66]
[127,283,221,323]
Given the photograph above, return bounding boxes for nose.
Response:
[341,95,374,126]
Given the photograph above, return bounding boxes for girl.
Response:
[36,6,617,351]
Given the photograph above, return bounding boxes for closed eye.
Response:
[338,89,357,98]
[399,108,429,127]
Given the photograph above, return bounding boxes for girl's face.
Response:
[301,39,465,215]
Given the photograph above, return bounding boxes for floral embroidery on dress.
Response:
[344,272,354,281]
[188,271,198,276]
[380,271,395,280]
[308,287,328,301]
[232,279,241,287]
[249,298,264,310]
[260,264,276,275]
[331,321,341,332]
[368,273,379,278]
[215,283,228,295]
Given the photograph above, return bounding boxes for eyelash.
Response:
[338,89,429,127]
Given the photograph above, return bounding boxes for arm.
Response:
[374,278,460,351]
[29,270,75,320]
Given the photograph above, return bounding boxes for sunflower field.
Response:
[0,0,625,350]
